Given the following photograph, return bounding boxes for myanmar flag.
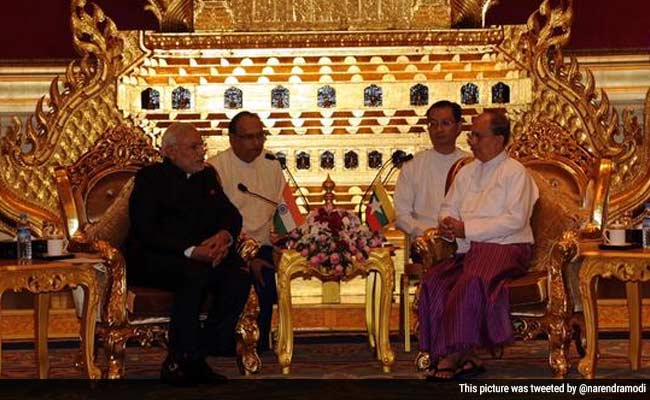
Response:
[365,182,395,232]
[273,184,305,234]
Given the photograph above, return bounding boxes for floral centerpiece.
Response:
[284,206,385,278]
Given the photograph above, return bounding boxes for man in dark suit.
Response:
[127,122,249,386]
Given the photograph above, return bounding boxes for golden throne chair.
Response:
[54,125,262,378]
[412,120,611,377]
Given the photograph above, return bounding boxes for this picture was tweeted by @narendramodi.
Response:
[459,381,647,397]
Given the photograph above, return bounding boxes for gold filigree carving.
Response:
[509,120,594,181]
[66,125,159,190]
[503,0,638,218]
[608,89,650,222]
[149,1,504,32]
[496,0,649,224]
[145,0,193,32]
[5,0,124,168]
[0,0,127,236]
[193,0,234,31]
[192,0,452,31]
[451,0,499,28]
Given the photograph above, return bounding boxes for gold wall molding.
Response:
[143,28,505,50]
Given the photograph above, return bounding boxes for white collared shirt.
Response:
[394,148,469,239]
[208,148,285,246]
[440,151,539,253]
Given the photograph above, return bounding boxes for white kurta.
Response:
[439,151,539,253]
[208,149,285,246]
[394,148,469,239]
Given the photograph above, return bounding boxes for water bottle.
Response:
[642,203,650,250]
[16,213,32,262]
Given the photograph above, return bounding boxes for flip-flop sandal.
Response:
[455,359,486,379]
[424,367,459,382]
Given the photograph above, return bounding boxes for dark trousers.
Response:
[130,251,249,360]
[253,245,278,353]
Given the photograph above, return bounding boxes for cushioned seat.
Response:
[126,287,175,317]
[126,287,219,318]
[508,270,548,306]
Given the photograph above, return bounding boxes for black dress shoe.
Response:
[187,358,227,384]
[160,356,196,387]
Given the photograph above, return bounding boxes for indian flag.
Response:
[273,184,305,234]
[365,182,395,232]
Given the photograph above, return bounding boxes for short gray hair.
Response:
[161,122,195,156]
[484,110,510,145]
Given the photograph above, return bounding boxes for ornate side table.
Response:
[275,248,395,374]
[577,244,650,378]
[0,258,101,379]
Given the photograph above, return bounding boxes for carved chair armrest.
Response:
[68,234,128,328]
[412,228,458,273]
[580,158,612,240]
[544,228,579,318]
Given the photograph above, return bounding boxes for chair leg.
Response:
[547,320,570,378]
[400,274,411,352]
[364,273,376,350]
[570,314,586,358]
[236,287,262,375]
[104,333,126,379]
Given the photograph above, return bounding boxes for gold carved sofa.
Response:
[54,125,261,378]
[412,120,611,377]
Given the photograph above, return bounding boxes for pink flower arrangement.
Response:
[284,206,385,278]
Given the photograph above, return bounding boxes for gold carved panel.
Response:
[144,1,502,32]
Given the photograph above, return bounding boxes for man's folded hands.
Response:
[189,230,232,267]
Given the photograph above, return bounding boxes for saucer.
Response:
[36,252,74,260]
[599,242,640,250]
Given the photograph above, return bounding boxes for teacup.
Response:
[46,237,67,256]
[604,228,626,246]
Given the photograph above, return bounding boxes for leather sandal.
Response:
[425,367,459,382]
[455,359,486,379]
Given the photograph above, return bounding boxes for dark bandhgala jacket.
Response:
[126,159,243,281]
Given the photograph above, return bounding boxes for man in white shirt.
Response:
[394,100,469,246]
[208,111,285,353]
[418,110,539,381]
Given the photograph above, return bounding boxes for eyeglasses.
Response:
[427,119,458,129]
[234,132,268,142]
[467,131,495,141]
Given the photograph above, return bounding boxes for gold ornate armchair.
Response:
[412,120,611,377]
[54,125,262,378]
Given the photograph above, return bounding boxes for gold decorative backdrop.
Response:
[0,0,648,239]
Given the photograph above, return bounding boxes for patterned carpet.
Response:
[2,334,649,379]
[1,336,649,400]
